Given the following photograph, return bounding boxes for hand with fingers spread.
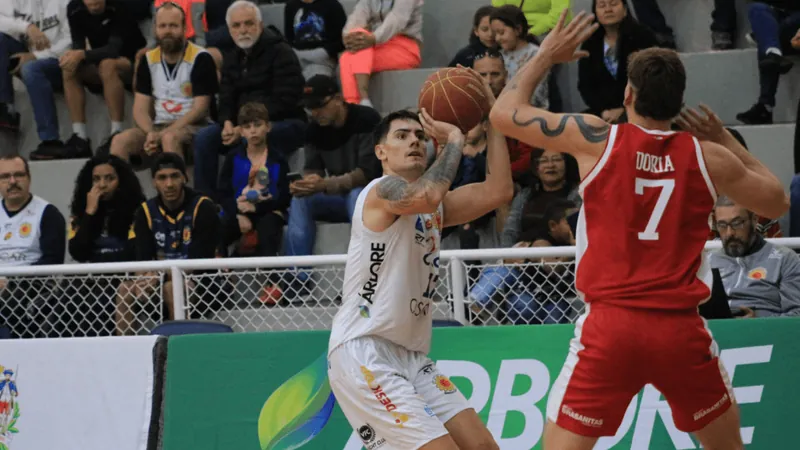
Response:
[419,108,463,144]
[675,104,726,144]
[457,64,497,107]
[537,9,599,64]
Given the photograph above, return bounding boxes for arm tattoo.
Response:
[511,111,610,143]
[376,141,463,210]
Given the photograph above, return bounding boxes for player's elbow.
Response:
[489,107,510,135]
[766,190,791,220]
[494,179,514,205]
[755,187,790,220]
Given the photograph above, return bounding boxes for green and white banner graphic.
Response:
[162,319,799,449]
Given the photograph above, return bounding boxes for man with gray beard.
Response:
[710,195,800,317]
[193,0,306,198]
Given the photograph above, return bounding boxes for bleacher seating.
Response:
[7,0,799,261]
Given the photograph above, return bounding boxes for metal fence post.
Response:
[171,266,187,320]
[449,257,468,326]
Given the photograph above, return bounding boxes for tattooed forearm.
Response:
[511,111,610,143]
[376,140,464,210]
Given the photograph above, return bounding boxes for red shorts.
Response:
[546,302,734,437]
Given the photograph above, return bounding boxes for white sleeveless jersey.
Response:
[0,195,48,267]
[146,42,208,125]
[329,177,443,355]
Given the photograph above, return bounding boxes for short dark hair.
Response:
[0,155,30,176]
[627,48,686,121]
[373,110,421,146]
[238,102,270,126]
[473,47,505,66]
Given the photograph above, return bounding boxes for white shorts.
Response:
[328,337,471,450]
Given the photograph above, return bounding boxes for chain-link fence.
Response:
[0,273,164,338]
[183,263,454,332]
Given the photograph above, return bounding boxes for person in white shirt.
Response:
[327,74,513,450]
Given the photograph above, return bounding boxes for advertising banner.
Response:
[0,336,160,450]
[162,319,800,449]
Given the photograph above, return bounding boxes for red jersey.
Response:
[575,124,717,310]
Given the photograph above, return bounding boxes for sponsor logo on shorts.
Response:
[424,405,436,417]
[392,411,409,428]
[561,405,603,428]
[357,423,387,449]
[359,242,386,304]
[433,375,457,394]
[361,365,409,427]
[693,393,729,421]
[409,298,430,317]
[359,305,370,318]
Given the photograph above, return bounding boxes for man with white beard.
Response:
[192,0,307,198]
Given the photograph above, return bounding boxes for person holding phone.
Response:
[283,75,381,294]
[0,0,72,135]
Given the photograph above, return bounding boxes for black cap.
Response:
[151,152,188,179]
[302,75,339,109]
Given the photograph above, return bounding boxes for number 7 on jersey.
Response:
[635,178,675,241]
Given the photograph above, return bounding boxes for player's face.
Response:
[491,20,519,52]
[536,150,566,187]
[596,0,627,27]
[155,8,186,53]
[0,158,30,202]
[474,16,495,47]
[715,205,755,257]
[473,57,507,98]
[376,119,427,180]
[241,119,270,146]
[92,163,119,200]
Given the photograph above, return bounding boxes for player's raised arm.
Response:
[677,105,789,219]
[490,10,607,162]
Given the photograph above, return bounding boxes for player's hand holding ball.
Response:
[675,104,726,144]
[419,108,463,147]
[536,9,599,64]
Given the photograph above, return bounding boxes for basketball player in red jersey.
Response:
[490,10,789,450]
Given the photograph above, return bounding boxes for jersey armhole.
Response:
[578,124,618,195]
[694,137,718,202]
[355,179,405,239]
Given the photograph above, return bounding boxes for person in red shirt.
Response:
[491,10,788,450]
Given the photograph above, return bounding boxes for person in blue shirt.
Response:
[218,102,291,258]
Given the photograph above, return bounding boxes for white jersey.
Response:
[0,195,48,267]
[329,177,443,355]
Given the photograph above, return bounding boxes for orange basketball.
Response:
[418,68,491,133]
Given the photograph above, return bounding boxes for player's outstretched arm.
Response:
[677,105,789,219]
[490,10,607,163]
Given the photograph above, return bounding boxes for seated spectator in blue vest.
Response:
[578,0,657,122]
[219,102,290,259]
[193,0,307,198]
[116,153,219,335]
[37,0,147,161]
[284,0,347,79]
[284,75,381,265]
[108,2,218,166]
[449,6,496,68]
[65,155,144,336]
[0,156,66,338]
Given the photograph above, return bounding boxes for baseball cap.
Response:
[302,75,340,109]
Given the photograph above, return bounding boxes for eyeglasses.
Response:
[716,218,749,232]
[0,172,28,182]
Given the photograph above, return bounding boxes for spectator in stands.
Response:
[0,155,66,338]
[711,195,800,317]
[471,49,536,182]
[284,0,346,79]
[0,1,75,157]
[117,153,219,335]
[219,102,290,258]
[630,0,737,50]
[449,6,496,68]
[45,0,148,161]
[205,0,236,51]
[193,0,306,197]
[108,2,218,165]
[491,0,570,38]
[284,75,381,261]
[736,1,800,124]
[68,155,144,263]
[490,5,549,109]
[339,0,423,107]
[502,199,578,325]
[578,0,658,122]
[66,154,143,337]
[141,0,224,68]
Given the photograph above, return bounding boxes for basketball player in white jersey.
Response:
[327,83,514,449]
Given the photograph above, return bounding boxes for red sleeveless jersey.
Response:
[575,124,717,310]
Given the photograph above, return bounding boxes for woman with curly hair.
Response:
[68,155,144,263]
[60,156,145,337]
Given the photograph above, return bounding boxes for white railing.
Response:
[0,238,798,337]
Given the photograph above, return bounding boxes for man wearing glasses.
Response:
[0,155,66,337]
[711,195,800,317]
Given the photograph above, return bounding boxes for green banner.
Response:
[162,319,800,449]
